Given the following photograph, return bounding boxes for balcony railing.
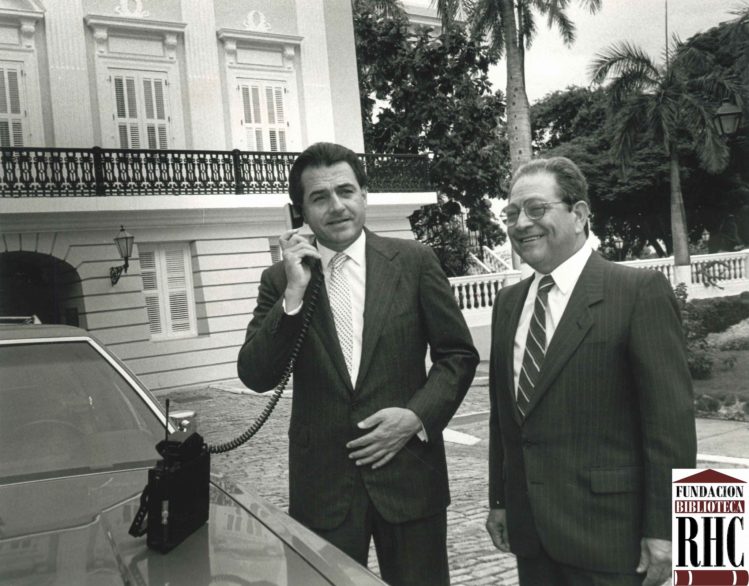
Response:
[0,147,431,197]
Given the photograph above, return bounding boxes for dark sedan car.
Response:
[0,324,385,585]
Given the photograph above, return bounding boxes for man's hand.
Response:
[279,229,320,309]
[346,408,422,469]
[486,508,511,552]
[637,538,671,586]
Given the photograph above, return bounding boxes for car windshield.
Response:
[0,340,164,483]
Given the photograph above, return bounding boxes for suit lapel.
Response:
[309,267,355,393]
[522,253,605,418]
[355,230,400,391]
[504,277,533,427]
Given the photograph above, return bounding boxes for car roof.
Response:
[0,324,91,341]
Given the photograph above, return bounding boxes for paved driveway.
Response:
[164,380,519,585]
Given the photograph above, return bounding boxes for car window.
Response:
[0,341,163,483]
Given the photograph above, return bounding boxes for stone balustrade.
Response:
[450,249,749,311]
[449,271,522,312]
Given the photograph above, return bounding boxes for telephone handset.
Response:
[130,262,323,552]
[286,203,304,230]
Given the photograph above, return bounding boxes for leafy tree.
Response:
[353,0,508,259]
[532,87,671,258]
[532,86,746,260]
[590,38,740,281]
[434,0,602,174]
[409,200,473,277]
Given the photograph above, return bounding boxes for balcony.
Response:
[0,147,431,197]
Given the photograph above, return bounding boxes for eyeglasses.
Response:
[499,200,570,226]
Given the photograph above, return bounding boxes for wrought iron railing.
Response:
[0,147,431,197]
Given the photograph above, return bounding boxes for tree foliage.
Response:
[353,0,508,254]
[588,22,744,270]
[434,0,602,175]
[532,84,748,261]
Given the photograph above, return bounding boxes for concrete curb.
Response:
[697,453,749,467]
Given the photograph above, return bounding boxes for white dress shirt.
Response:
[513,243,592,396]
[317,233,366,386]
[283,231,427,440]
[284,232,366,386]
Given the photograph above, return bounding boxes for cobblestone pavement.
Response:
[162,373,519,585]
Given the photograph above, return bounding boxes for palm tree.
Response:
[434,1,601,269]
[434,0,602,173]
[589,39,739,283]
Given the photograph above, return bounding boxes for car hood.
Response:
[0,468,383,585]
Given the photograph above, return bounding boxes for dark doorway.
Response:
[0,252,82,325]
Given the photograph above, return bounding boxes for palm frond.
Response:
[674,39,718,75]
[679,92,731,173]
[543,0,576,46]
[589,42,659,86]
[518,4,537,50]
[469,0,505,57]
[578,0,602,13]
[431,0,466,30]
[605,68,657,109]
[611,99,649,167]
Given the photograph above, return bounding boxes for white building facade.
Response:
[0,0,435,391]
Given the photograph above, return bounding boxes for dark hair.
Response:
[510,156,590,207]
[510,156,590,236]
[288,142,368,206]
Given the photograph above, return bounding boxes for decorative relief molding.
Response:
[115,0,150,19]
[19,19,36,48]
[282,46,295,67]
[0,8,43,50]
[243,10,270,33]
[84,15,185,60]
[92,25,109,54]
[217,29,301,69]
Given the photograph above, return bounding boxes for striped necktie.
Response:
[516,275,555,417]
[328,252,353,378]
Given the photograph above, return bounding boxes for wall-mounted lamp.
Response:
[110,226,134,285]
[714,100,743,137]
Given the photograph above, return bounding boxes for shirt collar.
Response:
[318,230,367,272]
[535,242,592,295]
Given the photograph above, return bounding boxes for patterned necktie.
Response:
[516,275,555,417]
[328,252,353,378]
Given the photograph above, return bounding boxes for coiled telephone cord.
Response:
[207,269,322,454]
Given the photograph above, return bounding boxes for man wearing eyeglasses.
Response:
[486,157,695,586]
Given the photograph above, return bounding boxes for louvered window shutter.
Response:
[239,80,287,152]
[164,247,191,333]
[139,250,163,336]
[112,71,170,150]
[114,75,141,149]
[139,244,196,339]
[0,64,25,147]
[269,243,281,264]
[267,85,287,152]
[143,77,168,150]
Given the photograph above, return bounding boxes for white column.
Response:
[43,1,95,146]
[180,1,226,149]
[294,0,336,145]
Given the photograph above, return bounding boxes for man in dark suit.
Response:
[486,157,696,586]
[238,142,478,586]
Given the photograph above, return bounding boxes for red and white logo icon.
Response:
[673,469,748,586]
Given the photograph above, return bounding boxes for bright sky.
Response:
[407,0,742,103]
[488,0,741,103]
